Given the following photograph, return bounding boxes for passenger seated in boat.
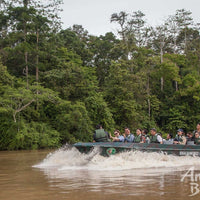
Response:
[141,129,150,143]
[163,133,174,144]
[173,129,187,145]
[123,127,134,143]
[194,123,200,134]
[134,129,143,143]
[193,123,200,139]
[186,132,194,144]
[93,124,110,142]
[150,128,163,144]
[110,130,124,142]
[194,132,200,145]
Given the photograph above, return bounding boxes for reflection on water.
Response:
[1,147,200,200]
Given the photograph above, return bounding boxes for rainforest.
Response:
[0,0,200,150]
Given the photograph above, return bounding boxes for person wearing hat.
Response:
[173,129,187,145]
[150,128,163,144]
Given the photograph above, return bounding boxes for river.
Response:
[1,146,200,200]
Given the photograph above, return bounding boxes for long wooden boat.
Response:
[73,142,200,157]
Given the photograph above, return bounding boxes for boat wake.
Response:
[34,145,200,171]
[32,145,200,193]
[32,146,200,195]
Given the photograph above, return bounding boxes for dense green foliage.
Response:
[0,1,200,149]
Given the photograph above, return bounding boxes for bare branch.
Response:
[13,99,35,122]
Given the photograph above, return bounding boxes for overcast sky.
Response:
[60,0,199,36]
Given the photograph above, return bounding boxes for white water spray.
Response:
[34,146,200,171]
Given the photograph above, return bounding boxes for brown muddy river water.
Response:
[1,147,200,200]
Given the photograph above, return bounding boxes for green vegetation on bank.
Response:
[0,1,200,150]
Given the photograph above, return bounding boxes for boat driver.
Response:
[93,124,110,142]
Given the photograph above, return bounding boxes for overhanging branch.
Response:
[13,99,35,122]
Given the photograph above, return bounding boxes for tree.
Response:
[103,61,139,129]
[128,10,146,47]
[58,28,93,66]
[185,28,200,75]
[1,83,60,123]
[84,93,115,131]
[111,11,137,60]
[0,0,63,82]
[174,9,194,53]
[53,100,93,144]
[111,11,128,42]
[87,32,120,85]
[0,61,61,150]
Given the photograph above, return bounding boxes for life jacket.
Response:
[94,129,108,142]
[134,134,142,143]
[150,134,160,143]
[144,135,149,139]
[195,137,200,145]
[174,135,183,142]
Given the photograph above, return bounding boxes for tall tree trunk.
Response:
[160,42,164,91]
[36,29,39,110]
[25,51,28,89]
[173,36,179,91]
[175,81,178,91]
[161,77,164,92]
[198,55,200,76]
[147,72,151,119]
[24,0,28,89]
[184,27,187,53]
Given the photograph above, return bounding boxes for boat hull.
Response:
[73,142,200,157]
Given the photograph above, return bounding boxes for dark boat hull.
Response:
[73,142,200,157]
